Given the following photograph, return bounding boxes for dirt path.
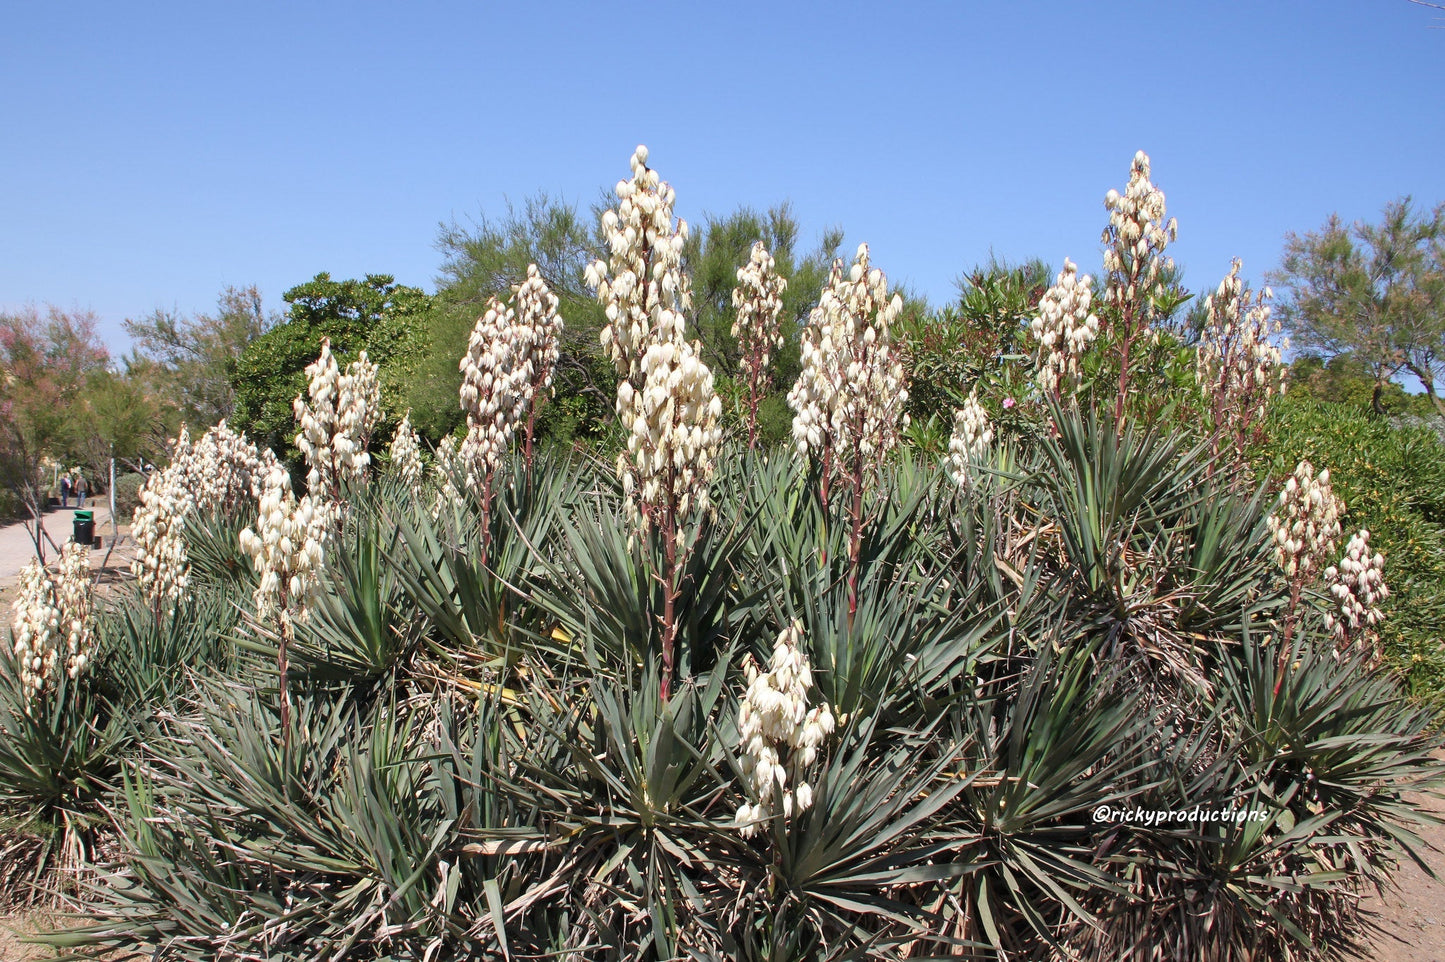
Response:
[1362,783,1445,961]
[0,504,115,585]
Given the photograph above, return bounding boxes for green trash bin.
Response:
[72,510,95,547]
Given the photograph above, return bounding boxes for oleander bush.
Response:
[4,146,1441,961]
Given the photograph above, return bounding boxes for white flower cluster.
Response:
[1268,460,1344,581]
[587,147,722,526]
[787,244,910,474]
[431,435,465,517]
[1322,528,1389,644]
[586,145,692,382]
[513,263,565,408]
[11,543,94,701]
[460,297,525,486]
[947,391,994,488]
[131,422,272,611]
[11,560,59,699]
[188,421,274,509]
[736,621,835,838]
[732,241,788,395]
[238,463,329,623]
[54,542,94,681]
[1101,150,1178,321]
[1030,259,1099,397]
[293,339,382,499]
[131,427,194,611]
[1196,258,1287,422]
[615,340,724,523]
[457,266,563,486]
[388,413,424,494]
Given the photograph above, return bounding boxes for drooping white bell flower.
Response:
[736,620,835,838]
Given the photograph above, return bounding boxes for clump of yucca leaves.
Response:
[6,148,1442,962]
[16,430,1438,962]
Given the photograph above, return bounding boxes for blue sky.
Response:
[2,1,1442,352]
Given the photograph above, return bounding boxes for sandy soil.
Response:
[0,914,49,961]
[1360,784,1445,961]
[0,912,64,961]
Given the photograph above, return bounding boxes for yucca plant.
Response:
[1062,621,1445,962]
[464,654,741,959]
[0,643,128,904]
[1216,627,1444,889]
[531,473,756,683]
[752,471,1001,726]
[1031,402,1250,694]
[387,453,573,676]
[932,638,1154,957]
[181,507,259,594]
[241,486,422,685]
[45,683,503,960]
[94,584,239,708]
[718,709,976,961]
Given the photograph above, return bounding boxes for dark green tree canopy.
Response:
[231,273,431,458]
[682,203,843,445]
[408,196,847,449]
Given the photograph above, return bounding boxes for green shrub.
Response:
[110,471,145,520]
[1261,396,1445,702]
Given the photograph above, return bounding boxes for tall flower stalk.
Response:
[460,296,524,558]
[458,264,563,560]
[1100,151,1177,424]
[1268,459,1344,695]
[513,264,565,464]
[387,412,424,498]
[131,421,272,620]
[787,243,909,618]
[431,435,465,519]
[947,390,993,490]
[585,146,722,701]
[238,463,328,747]
[1323,528,1389,660]
[1029,258,1099,402]
[735,620,835,837]
[1196,258,1287,465]
[11,543,94,707]
[294,338,382,513]
[731,241,787,449]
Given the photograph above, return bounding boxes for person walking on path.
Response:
[74,473,87,509]
[59,475,71,508]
